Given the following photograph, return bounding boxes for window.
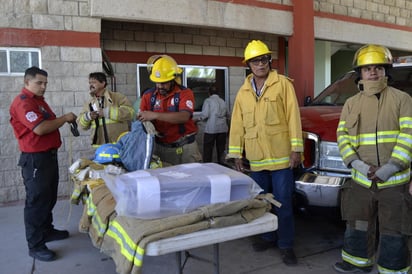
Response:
[0,48,41,75]
[137,64,228,112]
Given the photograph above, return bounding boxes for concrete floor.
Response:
[0,199,393,274]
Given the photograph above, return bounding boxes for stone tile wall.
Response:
[314,0,412,27]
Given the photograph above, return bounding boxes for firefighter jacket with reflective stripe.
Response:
[227,70,303,171]
[337,79,412,188]
[101,194,272,274]
[78,89,135,145]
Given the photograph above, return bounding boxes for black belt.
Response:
[156,134,196,148]
[22,149,58,155]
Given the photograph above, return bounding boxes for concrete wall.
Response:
[91,0,294,36]
[0,0,101,203]
[314,0,412,51]
[0,0,100,31]
[101,21,280,112]
[314,0,412,27]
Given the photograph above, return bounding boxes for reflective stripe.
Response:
[352,168,410,188]
[400,116,412,129]
[133,245,145,267]
[71,188,81,200]
[342,250,373,268]
[397,133,412,147]
[109,105,134,121]
[79,113,91,128]
[291,138,303,147]
[106,220,137,263]
[338,122,412,165]
[249,156,290,168]
[358,131,398,145]
[378,264,410,274]
[86,193,96,216]
[109,106,119,120]
[337,120,346,129]
[392,146,412,163]
[98,153,120,159]
[91,212,107,237]
[228,146,242,154]
[339,143,356,160]
[337,135,352,144]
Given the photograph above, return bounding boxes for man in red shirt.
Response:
[138,55,201,165]
[9,66,77,261]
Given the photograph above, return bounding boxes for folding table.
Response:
[145,212,278,274]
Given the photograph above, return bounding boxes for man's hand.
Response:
[370,163,400,183]
[64,112,77,123]
[367,165,380,182]
[234,158,244,172]
[137,111,158,122]
[289,152,301,169]
[89,111,100,120]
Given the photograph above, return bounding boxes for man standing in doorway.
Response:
[196,85,229,165]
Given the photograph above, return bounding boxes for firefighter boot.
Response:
[334,261,372,273]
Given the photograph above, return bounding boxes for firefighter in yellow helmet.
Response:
[137,55,201,165]
[335,44,412,273]
[227,40,303,265]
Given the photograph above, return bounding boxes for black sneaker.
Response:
[333,261,372,273]
[45,228,69,243]
[279,248,297,265]
[252,238,277,252]
[29,245,56,261]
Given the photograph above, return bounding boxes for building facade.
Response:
[1,0,412,203]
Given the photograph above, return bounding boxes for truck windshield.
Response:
[310,66,412,106]
[310,71,358,106]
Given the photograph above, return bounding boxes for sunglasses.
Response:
[249,56,271,66]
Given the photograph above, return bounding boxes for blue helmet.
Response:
[94,143,122,164]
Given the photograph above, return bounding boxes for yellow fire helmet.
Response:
[353,44,393,68]
[243,40,272,63]
[147,55,183,84]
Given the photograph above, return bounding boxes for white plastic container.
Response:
[104,162,262,219]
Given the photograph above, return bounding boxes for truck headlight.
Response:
[319,141,350,172]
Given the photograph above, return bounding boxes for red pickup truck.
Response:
[295,57,412,209]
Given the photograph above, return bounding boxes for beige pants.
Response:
[154,140,202,165]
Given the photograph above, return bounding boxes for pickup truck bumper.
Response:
[295,172,347,207]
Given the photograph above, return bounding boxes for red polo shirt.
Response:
[140,85,197,144]
[9,88,61,152]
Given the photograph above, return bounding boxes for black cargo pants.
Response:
[19,150,59,250]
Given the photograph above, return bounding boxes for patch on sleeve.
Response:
[25,111,38,122]
[186,100,193,109]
